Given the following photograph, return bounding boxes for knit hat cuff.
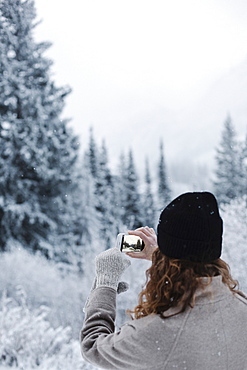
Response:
[157,226,222,262]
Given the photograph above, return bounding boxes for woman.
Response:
[80,192,247,370]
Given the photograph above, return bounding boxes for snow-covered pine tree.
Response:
[214,116,241,203]
[122,150,142,229]
[113,152,127,231]
[82,129,102,243]
[79,151,104,282]
[142,158,156,228]
[0,0,82,262]
[239,133,247,198]
[157,140,171,210]
[87,126,98,179]
[82,133,119,250]
[221,196,247,292]
[80,152,99,246]
[95,140,119,248]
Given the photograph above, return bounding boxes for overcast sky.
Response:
[34,0,247,191]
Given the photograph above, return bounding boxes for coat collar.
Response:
[194,275,231,305]
[161,276,231,317]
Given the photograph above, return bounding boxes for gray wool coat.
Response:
[80,276,247,370]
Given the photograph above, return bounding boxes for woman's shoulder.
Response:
[124,307,189,334]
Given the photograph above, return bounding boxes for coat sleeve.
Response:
[80,286,153,370]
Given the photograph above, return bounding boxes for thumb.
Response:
[117,281,129,294]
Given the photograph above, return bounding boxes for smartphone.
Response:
[116,233,145,253]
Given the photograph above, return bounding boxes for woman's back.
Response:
[81,276,247,370]
[157,276,247,369]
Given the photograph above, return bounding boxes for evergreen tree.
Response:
[80,153,99,246]
[83,134,120,249]
[95,140,118,248]
[239,133,247,198]
[214,117,241,203]
[95,140,112,214]
[142,158,156,228]
[79,152,104,276]
[122,150,142,229]
[87,126,98,178]
[0,0,82,262]
[157,140,171,209]
[114,152,127,231]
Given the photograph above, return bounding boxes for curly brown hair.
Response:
[128,248,245,319]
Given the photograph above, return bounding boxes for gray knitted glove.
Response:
[95,248,131,290]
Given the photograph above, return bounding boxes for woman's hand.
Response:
[95,248,131,290]
[126,227,158,261]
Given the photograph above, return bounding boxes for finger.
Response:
[128,229,145,237]
[142,226,155,234]
[129,226,149,231]
[128,227,144,233]
[128,227,151,237]
[126,252,146,260]
[141,227,153,236]
[141,230,154,238]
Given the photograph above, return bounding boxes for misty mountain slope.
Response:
[105,57,247,194]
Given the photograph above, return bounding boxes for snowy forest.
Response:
[0,1,247,369]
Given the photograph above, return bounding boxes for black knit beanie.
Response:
[157,192,223,262]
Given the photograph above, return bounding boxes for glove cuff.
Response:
[96,274,118,290]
